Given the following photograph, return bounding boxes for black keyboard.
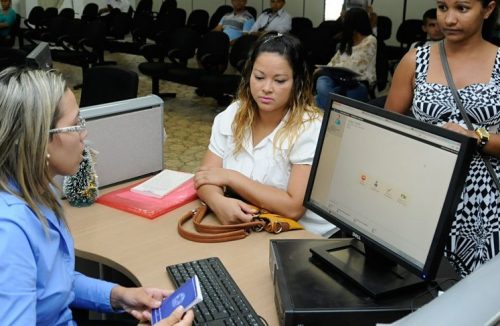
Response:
[167,257,263,326]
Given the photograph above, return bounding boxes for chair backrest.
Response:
[229,33,258,72]
[79,66,139,107]
[291,17,313,43]
[135,0,153,15]
[317,20,342,39]
[43,7,58,29]
[43,15,69,43]
[25,6,45,29]
[197,31,230,73]
[158,0,177,17]
[377,16,392,41]
[155,7,186,34]
[208,5,233,30]
[245,6,257,20]
[59,8,75,20]
[131,11,154,42]
[187,9,209,34]
[375,39,389,92]
[166,27,200,65]
[81,3,99,22]
[396,19,425,48]
[108,11,133,39]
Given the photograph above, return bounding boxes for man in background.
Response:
[410,8,444,48]
[249,0,291,35]
[213,0,255,44]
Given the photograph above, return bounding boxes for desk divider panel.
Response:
[80,95,164,187]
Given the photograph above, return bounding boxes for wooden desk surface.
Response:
[64,181,321,325]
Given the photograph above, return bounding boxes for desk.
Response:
[64,181,321,325]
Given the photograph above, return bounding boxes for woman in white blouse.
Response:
[315,8,377,109]
[194,32,334,237]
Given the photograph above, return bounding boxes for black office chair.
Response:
[290,17,314,45]
[135,0,153,15]
[79,66,138,107]
[20,6,45,48]
[208,5,233,30]
[302,26,337,71]
[197,34,257,105]
[245,6,257,20]
[386,19,425,73]
[81,3,99,22]
[187,9,209,35]
[59,8,75,20]
[138,27,200,97]
[42,7,58,30]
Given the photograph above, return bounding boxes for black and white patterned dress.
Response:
[413,45,500,277]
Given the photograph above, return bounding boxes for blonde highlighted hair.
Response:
[232,32,321,155]
[0,67,67,227]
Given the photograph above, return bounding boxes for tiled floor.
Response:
[55,52,223,173]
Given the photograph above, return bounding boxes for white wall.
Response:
[17,0,440,46]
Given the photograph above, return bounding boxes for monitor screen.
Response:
[26,42,53,70]
[305,95,475,297]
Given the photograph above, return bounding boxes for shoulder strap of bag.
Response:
[439,41,500,191]
[177,204,266,243]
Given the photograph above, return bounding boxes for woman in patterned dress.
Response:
[385,0,500,277]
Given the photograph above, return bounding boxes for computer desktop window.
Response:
[309,101,462,270]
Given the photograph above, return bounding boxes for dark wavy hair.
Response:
[481,0,498,40]
[339,7,373,55]
[232,31,319,155]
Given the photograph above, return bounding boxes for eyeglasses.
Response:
[49,116,87,134]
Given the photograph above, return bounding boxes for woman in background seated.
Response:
[0,67,193,326]
[315,7,377,110]
[194,32,335,237]
[0,0,16,46]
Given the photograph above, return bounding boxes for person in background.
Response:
[99,0,132,15]
[249,0,291,35]
[194,32,335,238]
[410,8,444,48]
[213,0,255,44]
[0,67,193,326]
[315,8,377,109]
[0,0,16,46]
[385,0,500,278]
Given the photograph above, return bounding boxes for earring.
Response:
[46,153,51,167]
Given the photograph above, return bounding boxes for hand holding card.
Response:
[151,276,203,325]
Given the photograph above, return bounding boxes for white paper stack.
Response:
[130,169,193,198]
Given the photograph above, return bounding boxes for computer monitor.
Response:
[25,42,53,70]
[304,95,475,298]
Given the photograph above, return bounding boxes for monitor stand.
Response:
[310,238,426,298]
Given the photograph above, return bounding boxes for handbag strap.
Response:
[177,204,266,243]
[439,41,500,191]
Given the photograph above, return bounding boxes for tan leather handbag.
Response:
[178,203,303,243]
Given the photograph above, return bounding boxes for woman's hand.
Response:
[110,286,170,321]
[155,306,194,326]
[442,122,477,139]
[194,166,233,189]
[211,196,258,224]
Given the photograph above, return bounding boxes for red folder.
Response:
[96,178,197,219]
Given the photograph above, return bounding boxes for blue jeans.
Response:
[315,75,369,110]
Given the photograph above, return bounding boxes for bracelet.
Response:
[475,127,490,151]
